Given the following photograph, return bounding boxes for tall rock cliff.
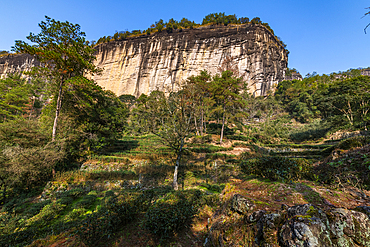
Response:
[92,24,287,96]
[0,24,288,96]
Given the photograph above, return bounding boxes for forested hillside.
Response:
[1,16,370,247]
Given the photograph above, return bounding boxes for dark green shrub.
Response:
[337,136,367,150]
[191,134,212,144]
[199,183,225,193]
[142,190,201,240]
[24,200,51,216]
[226,134,250,142]
[206,153,236,160]
[317,145,370,189]
[240,156,312,182]
[0,226,39,247]
[25,202,67,228]
[57,197,74,205]
[190,145,232,153]
[64,208,86,222]
[104,190,115,197]
[57,188,85,199]
[78,193,135,245]
[134,186,173,211]
[199,193,220,208]
[289,120,330,142]
[73,193,97,209]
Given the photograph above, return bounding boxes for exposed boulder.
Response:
[280,204,332,246]
[205,201,370,247]
[230,194,255,215]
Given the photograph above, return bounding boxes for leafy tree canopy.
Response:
[12,16,101,141]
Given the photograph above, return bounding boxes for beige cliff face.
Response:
[92,24,288,97]
[0,54,40,79]
[0,24,287,97]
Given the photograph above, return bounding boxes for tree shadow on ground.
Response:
[292,182,326,205]
[101,140,139,155]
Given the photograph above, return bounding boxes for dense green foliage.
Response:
[240,156,312,182]
[276,70,370,130]
[0,185,215,246]
[0,74,45,122]
[0,17,127,206]
[40,76,128,158]
[317,143,370,190]
[13,16,100,141]
[143,190,202,240]
[0,119,64,202]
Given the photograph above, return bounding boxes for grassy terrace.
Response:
[2,132,369,246]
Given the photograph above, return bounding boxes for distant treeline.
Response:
[277,67,370,126]
[94,12,288,51]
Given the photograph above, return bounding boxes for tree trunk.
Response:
[194,116,199,136]
[200,109,204,135]
[204,116,207,134]
[52,79,64,141]
[28,97,35,120]
[0,177,6,204]
[220,106,226,144]
[173,138,185,190]
[173,164,179,190]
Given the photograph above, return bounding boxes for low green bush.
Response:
[78,192,136,245]
[337,136,368,150]
[191,134,212,144]
[134,186,173,212]
[64,208,86,222]
[142,190,202,240]
[226,135,250,142]
[199,183,225,193]
[289,120,330,142]
[25,202,67,228]
[57,188,85,199]
[206,153,236,160]
[317,145,370,189]
[23,200,51,217]
[73,193,97,209]
[57,197,74,205]
[240,156,312,182]
[190,145,232,153]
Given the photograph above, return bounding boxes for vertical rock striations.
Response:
[0,54,40,78]
[0,24,288,96]
[92,24,288,97]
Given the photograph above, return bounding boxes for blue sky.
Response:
[1,0,369,76]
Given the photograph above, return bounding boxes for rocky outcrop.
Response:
[284,72,302,81]
[0,24,287,96]
[0,54,40,78]
[92,24,287,97]
[205,194,370,246]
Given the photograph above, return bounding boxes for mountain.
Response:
[0,24,288,96]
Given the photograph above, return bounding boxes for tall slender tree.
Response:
[210,70,246,144]
[12,16,100,141]
[184,70,212,135]
[132,90,194,190]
